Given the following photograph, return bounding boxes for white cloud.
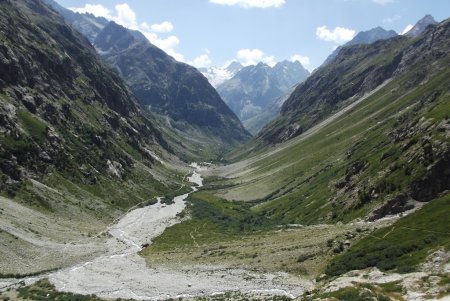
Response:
[316,26,356,44]
[235,48,277,66]
[70,4,112,18]
[372,0,394,5]
[188,54,213,68]
[150,21,174,33]
[114,3,136,28]
[290,54,310,67]
[165,49,185,62]
[209,0,285,8]
[401,24,414,35]
[235,49,262,66]
[262,56,276,67]
[237,48,264,65]
[69,3,184,62]
[149,34,180,51]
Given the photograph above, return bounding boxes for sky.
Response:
[55,0,450,71]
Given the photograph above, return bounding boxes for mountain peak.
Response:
[226,61,244,73]
[405,14,437,37]
[199,62,243,87]
[275,60,304,68]
[217,58,310,134]
[348,26,397,46]
[256,61,270,68]
[276,60,295,66]
[322,26,398,66]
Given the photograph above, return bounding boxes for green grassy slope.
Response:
[212,65,450,225]
[326,193,450,276]
[212,18,450,225]
[186,19,450,281]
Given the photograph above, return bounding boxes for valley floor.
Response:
[0,166,310,300]
[0,165,449,300]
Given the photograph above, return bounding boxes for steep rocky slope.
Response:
[94,21,249,147]
[0,0,186,275]
[258,18,448,146]
[405,14,438,37]
[45,0,250,154]
[217,61,309,134]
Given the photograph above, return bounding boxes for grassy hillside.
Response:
[326,193,450,276]
[145,60,450,280]
[210,65,449,224]
[164,19,450,284]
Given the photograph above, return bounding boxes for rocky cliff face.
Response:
[0,0,167,195]
[217,61,309,134]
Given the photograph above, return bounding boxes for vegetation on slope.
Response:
[178,18,450,282]
[215,65,450,225]
[213,18,450,227]
[326,193,450,276]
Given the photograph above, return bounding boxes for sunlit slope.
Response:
[210,53,450,225]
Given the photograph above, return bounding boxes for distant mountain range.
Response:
[217,61,310,134]
[45,0,250,153]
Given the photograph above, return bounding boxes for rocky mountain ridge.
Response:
[0,0,168,190]
[259,17,447,145]
[323,26,398,66]
[405,14,438,37]
[217,60,309,134]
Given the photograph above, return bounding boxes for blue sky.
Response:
[55,0,450,70]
